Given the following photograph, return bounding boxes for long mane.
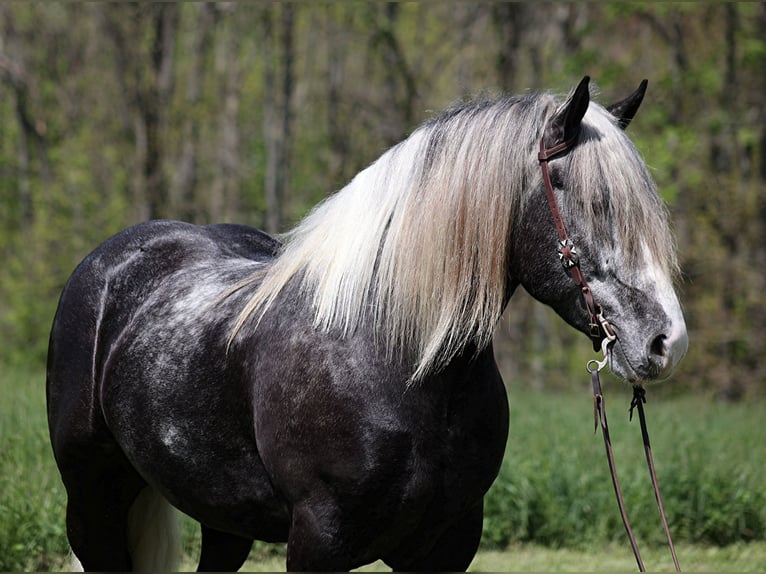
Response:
[232,90,677,380]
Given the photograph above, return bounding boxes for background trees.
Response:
[1,3,764,398]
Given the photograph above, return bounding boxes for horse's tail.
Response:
[69,487,181,572]
[127,487,181,572]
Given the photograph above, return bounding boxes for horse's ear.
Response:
[544,75,590,149]
[606,79,648,130]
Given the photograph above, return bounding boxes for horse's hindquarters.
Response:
[46,221,287,569]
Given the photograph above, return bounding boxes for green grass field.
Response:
[180,542,766,571]
[2,366,765,571]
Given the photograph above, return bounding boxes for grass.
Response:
[0,366,69,571]
[2,365,765,571]
[483,383,766,550]
[470,543,766,572]
[176,542,766,571]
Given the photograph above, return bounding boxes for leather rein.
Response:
[538,134,681,572]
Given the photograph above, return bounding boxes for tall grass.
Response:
[482,383,766,549]
[2,367,764,571]
[0,367,69,571]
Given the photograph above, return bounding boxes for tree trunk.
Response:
[145,3,177,220]
[212,4,241,224]
[371,3,417,146]
[101,3,178,221]
[491,3,525,92]
[0,9,50,238]
[325,5,350,185]
[174,3,218,222]
[13,89,32,238]
[263,3,295,234]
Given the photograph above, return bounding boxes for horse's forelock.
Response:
[569,104,679,282]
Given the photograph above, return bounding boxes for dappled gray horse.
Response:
[47,77,686,571]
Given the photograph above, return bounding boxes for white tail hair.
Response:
[127,487,181,572]
[68,552,84,572]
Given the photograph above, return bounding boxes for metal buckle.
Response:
[587,309,617,373]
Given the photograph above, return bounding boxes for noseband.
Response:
[538,133,681,572]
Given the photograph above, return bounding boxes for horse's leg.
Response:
[385,502,484,572]
[63,460,146,571]
[285,504,356,571]
[197,525,254,572]
[53,406,183,572]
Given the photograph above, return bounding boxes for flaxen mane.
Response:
[231,90,677,379]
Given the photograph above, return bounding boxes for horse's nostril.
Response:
[650,334,667,358]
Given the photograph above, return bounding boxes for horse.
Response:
[46,76,687,572]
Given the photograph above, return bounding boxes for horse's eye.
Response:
[550,166,565,189]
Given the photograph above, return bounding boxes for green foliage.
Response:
[482,388,766,550]
[0,367,69,571]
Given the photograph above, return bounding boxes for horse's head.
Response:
[511,77,687,383]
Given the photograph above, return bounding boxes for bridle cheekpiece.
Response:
[537,133,615,354]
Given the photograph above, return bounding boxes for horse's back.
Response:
[47,220,278,410]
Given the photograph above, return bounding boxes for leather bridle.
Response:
[538,135,609,352]
[538,132,681,572]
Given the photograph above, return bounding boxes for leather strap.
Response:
[538,136,603,351]
[631,387,682,571]
[592,369,645,571]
